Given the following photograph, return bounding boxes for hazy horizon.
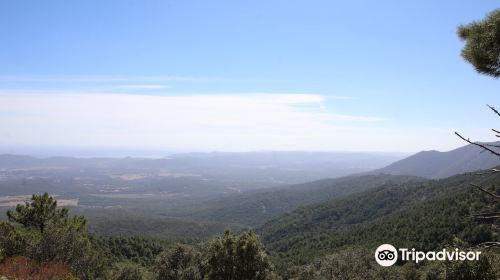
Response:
[0,146,412,159]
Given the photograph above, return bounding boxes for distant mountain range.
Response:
[3,142,499,180]
[178,142,500,227]
[0,151,403,185]
[370,142,500,178]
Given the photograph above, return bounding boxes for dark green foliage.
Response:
[458,9,500,77]
[0,225,106,279]
[31,221,106,279]
[0,194,107,279]
[94,236,171,268]
[155,244,203,280]
[187,175,424,227]
[444,254,499,280]
[287,247,423,280]
[85,209,235,241]
[113,262,151,280]
[288,248,382,280]
[0,221,28,260]
[96,230,279,280]
[7,192,72,233]
[287,249,500,280]
[203,230,279,280]
[258,172,500,269]
[0,194,278,279]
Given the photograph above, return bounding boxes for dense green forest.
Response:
[182,174,425,227]
[0,193,278,279]
[0,167,499,279]
[258,172,500,278]
[260,173,497,253]
[84,210,240,241]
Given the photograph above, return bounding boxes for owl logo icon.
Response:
[375,244,398,266]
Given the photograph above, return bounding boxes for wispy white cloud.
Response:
[112,84,172,90]
[0,91,470,152]
[0,92,395,151]
[0,75,229,83]
[326,114,385,122]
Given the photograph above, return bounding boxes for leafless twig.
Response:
[469,211,500,216]
[493,129,500,137]
[484,143,500,148]
[470,216,500,220]
[468,211,500,220]
[470,242,500,250]
[474,169,500,175]
[487,104,500,117]
[455,132,500,157]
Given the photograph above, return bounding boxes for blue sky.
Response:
[0,1,498,154]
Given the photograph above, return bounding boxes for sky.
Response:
[0,0,499,155]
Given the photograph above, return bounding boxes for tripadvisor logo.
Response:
[375,244,398,266]
[375,244,482,267]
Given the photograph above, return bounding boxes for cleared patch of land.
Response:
[89,193,181,199]
[0,195,79,207]
[109,174,146,181]
[157,171,199,177]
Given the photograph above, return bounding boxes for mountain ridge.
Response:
[368,142,500,178]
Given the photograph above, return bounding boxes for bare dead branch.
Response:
[470,211,500,216]
[484,143,500,148]
[468,211,500,220]
[474,216,500,220]
[468,242,500,251]
[471,242,500,250]
[474,169,500,175]
[487,104,500,117]
[493,129,500,137]
[455,132,500,157]
[470,183,500,199]
[469,215,500,220]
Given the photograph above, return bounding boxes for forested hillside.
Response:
[184,174,425,227]
[258,171,500,277]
